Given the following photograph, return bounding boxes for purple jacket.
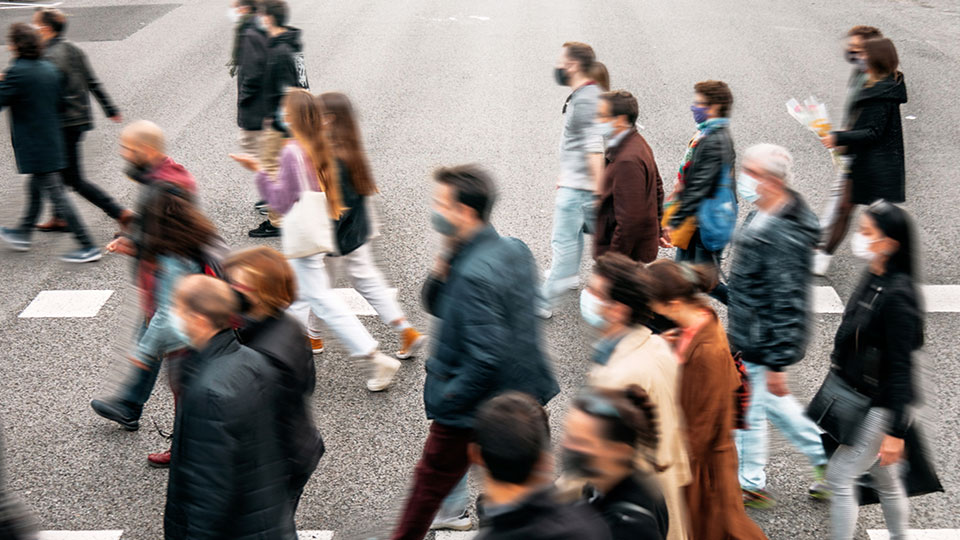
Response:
[255,142,317,214]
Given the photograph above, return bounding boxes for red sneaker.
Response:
[148,449,172,468]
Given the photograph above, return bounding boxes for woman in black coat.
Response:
[224,246,324,514]
[824,201,922,540]
[821,38,908,256]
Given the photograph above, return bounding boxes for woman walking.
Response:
[822,202,922,540]
[231,88,401,392]
[642,260,767,540]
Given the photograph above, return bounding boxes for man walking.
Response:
[248,0,307,238]
[727,144,829,508]
[390,165,560,540]
[539,41,605,318]
[0,23,100,263]
[164,275,295,539]
[593,90,664,263]
[31,8,132,233]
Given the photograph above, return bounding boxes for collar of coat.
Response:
[450,224,499,265]
[605,128,639,161]
[194,329,240,362]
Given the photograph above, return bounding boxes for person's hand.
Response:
[767,370,790,397]
[110,114,123,124]
[230,153,262,173]
[820,134,837,149]
[879,435,905,466]
[659,228,673,248]
[106,236,135,257]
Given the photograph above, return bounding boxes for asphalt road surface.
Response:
[1,0,959,538]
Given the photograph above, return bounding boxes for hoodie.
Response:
[263,27,306,135]
[727,192,820,370]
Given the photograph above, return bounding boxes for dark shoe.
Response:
[36,218,69,232]
[60,246,102,263]
[90,399,140,431]
[254,199,269,210]
[0,227,31,251]
[248,220,280,238]
[147,449,172,468]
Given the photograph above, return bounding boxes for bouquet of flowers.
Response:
[786,96,842,169]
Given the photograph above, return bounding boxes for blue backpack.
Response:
[697,164,738,252]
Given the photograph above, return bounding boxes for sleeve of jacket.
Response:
[255,145,301,214]
[670,135,722,227]
[421,274,445,316]
[832,100,892,152]
[656,165,664,233]
[680,345,729,458]
[754,237,811,370]
[440,273,508,413]
[0,66,20,109]
[238,32,266,105]
[880,287,919,438]
[78,47,118,118]
[609,159,651,255]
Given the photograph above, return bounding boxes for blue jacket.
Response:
[727,192,819,370]
[421,225,559,428]
[0,58,65,174]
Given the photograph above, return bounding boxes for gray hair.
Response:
[742,143,793,183]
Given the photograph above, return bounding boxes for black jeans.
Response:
[675,229,729,304]
[18,171,93,248]
[54,125,124,220]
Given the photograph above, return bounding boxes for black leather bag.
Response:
[807,369,872,446]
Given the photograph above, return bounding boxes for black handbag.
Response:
[807,369,872,445]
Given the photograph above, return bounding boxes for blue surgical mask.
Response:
[596,120,616,139]
[170,312,192,347]
[691,105,710,125]
[579,289,607,329]
[736,172,761,203]
[275,107,288,131]
[430,210,457,237]
[255,15,268,31]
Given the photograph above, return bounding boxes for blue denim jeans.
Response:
[734,361,828,490]
[435,473,470,520]
[540,187,595,309]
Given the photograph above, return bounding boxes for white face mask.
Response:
[227,8,241,23]
[596,120,617,139]
[851,232,877,262]
[736,172,760,203]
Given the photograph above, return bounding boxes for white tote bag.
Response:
[365,193,382,240]
[281,145,336,258]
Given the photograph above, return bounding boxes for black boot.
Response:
[90,398,141,431]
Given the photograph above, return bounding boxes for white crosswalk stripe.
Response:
[867,530,960,539]
[812,285,845,313]
[19,290,114,318]
[297,532,335,540]
[920,285,960,312]
[434,532,478,540]
[38,532,123,540]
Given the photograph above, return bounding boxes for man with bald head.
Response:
[164,275,296,540]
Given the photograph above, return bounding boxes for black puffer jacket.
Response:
[263,27,305,134]
[590,473,669,540]
[832,271,922,439]
[235,17,268,131]
[727,193,820,370]
[477,488,612,540]
[42,37,118,130]
[833,74,908,205]
[236,313,324,490]
[668,123,735,229]
[165,331,295,540]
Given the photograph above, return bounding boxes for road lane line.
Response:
[434,532,477,540]
[19,290,114,318]
[812,286,845,313]
[920,285,960,312]
[37,532,123,540]
[867,530,960,539]
[297,532,335,540]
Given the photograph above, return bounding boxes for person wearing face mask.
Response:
[819,201,924,540]
[662,80,736,270]
[562,386,670,539]
[539,41,606,319]
[223,246,324,517]
[164,275,296,540]
[389,165,559,540]
[593,90,665,264]
[581,253,690,540]
[817,33,907,276]
[724,144,829,509]
[640,260,768,539]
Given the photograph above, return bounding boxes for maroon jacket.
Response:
[594,129,664,262]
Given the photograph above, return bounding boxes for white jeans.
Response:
[288,253,377,357]
[324,243,404,326]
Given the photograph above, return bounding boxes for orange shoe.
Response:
[309,337,324,354]
[396,328,426,360]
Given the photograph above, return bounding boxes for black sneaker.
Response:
[91,399,141,431]
[254,199,269,211]
[0,227,31,251]
[248,220,280,238]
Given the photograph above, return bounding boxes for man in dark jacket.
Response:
[229,0,268,201]
[593,90,664,263]
[473,393,611,540]
[31,8,132,233]
[390,165,560,540]
[726,144,828,509]
[164,275,295,540]
[248,0,307,238]
[0,23,100,263]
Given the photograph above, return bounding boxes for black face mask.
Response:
[845,49,860,65]
[561,448,602,478]
[554,67,570,86]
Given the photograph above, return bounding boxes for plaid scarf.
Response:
[675,117,730,189]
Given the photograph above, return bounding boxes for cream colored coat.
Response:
[589,326,692,540]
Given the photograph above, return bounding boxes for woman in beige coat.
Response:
[579,253,692,540]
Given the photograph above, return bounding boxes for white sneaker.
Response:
[366,351,401,392]
[536,306,553,319]
[812,250,833,277]
[429,512,472,531]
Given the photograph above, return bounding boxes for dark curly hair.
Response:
[594,253,652,325]
[7,23,42,60]
[141,184,217,263]
[575,385,663,471]
[694,80,733,118]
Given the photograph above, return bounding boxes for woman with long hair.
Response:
[231,88,401,392]
[641,260,767,540]
[312,91,426,360]
[823,201,922,540]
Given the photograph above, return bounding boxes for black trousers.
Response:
[54,125,124,220]
[18,171,93,248]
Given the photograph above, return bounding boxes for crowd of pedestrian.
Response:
[0,3,940,539]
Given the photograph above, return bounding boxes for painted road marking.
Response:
[19,290,114,318]
[434,532,477,540]
[333,287,396,316]
[812,286,845,314]
[297,532,335,540]
[38,532,123,540]
[867,530,960,539]
[921,285,960,313]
